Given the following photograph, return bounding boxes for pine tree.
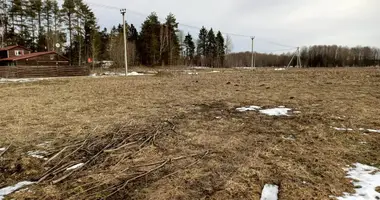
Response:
[139,12,160,66]
[216,31,225,67]
[206,28,217,67]
[184,33,195,65]
[43,0,54,50]
[197,26,207,56]
[164,13,179,65]
[62,0,75,65]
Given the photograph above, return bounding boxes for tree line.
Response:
[1,1,379,68]
[96,13,226,68]
[227,45,380,68]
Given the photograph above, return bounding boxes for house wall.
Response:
[8,47,31,58]
[0,50,8,59]
[15,53,69,66]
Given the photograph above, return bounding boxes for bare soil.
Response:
[1,67,380,200]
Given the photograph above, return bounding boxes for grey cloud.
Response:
[91,0,380,52]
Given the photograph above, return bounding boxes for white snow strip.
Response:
[366,129,380,133]
[333,127,354,131]
[274,68,286,71]
[27,151,48,159]
[236,105,262,112]
[0,78,49,83]
[259,107,292,116]
[337,163,380,200]
[260,184,279,200]
[94,71,147,76]
[0,181,34,200]
[210,71,220,73]
[66,163,85,171]
[187,72,199,75]
[0,148,5,151]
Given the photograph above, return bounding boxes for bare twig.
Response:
[0,143,11,157]
[104,141,138,153]
[105,159,170,199]
[162,150,209,179]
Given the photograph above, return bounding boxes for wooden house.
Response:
[0,45,69,66]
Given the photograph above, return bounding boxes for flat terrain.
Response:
[1,67,380,200]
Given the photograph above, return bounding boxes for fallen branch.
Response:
[0,144,11,157]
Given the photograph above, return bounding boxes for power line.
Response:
[79,0,297,48]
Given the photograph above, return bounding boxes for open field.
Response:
[1,67,380,199]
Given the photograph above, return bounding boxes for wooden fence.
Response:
[0,66,90,78]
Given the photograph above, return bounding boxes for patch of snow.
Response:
[210,71,220,73]
[259,107,292,116]
[0,147,5,151]
[192,66,209,69]
[187,72,199,75]
[282,135,296,141]
[0,181,34,200]
[0,78,49,84]
[27,151,48,160]
[274,68,286,71]
[66,163,85,171]
[337,163,380,200]
[37,141,51,148]
[260,184,279,200]
[127,72,145,76]
[333,127,354,131]
[236,106,262,112]
[366,129,380,133]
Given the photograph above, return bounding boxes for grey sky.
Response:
[90,0,380,53]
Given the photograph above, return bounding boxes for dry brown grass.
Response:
[1,67,380,199]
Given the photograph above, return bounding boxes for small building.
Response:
[0,45,32,60]
[0,45,69,66]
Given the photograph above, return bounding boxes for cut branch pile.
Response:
[35,120,208,199]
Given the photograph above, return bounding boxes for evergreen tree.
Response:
[164,13,179,65]
[206,28,217,67]
[62,0,75,65]
[216,31,225,67]
[138,12,160,66]
[184,33,195,65]
[197,26,207,57]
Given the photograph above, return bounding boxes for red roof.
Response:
[0,51,68,61]
[0,45,31,51]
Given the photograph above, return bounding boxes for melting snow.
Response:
[66,163,85,171]
[274,68,286,71]
[0,181,34,200]
[260,184,279,200]
[236,105,293,116]
[337,163,380,200]
[94,71,147,76]
[366,129,380,133]
[27,151,48,159]
[0,78,49,83]
[333,127,354,131]
[259,107,292,116]
[0,147,5,151]
[236,106,262,112]
[187,72,199,75]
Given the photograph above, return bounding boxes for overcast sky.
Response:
[89,0,380,53]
